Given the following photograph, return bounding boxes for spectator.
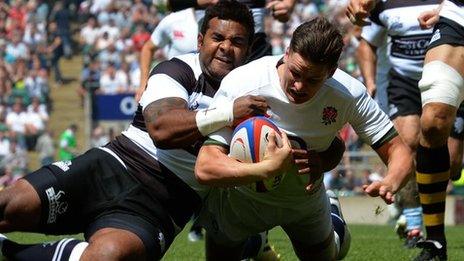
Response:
[35,128,54,166]
[58,123,78,161]
[47,22,64,85]
[90,125,109,147]
[99,63,127,94]
[79,16,99,54]
[5,99,26,148]
[5,29,28,64]
[49,2,72,58]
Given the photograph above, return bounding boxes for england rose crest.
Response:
[321,106,337,125]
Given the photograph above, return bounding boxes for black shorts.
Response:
[387,69,422,120]
[451,102,464,140]
[23,135,201,260]
[428,17,464,50]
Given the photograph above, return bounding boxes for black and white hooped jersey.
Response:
[122,53,216,197]
[369,0,440,80]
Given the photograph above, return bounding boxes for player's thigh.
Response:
[0,179,41,231]
[426,44,464,76]
[83,227,146,261]
[281,190,334,260]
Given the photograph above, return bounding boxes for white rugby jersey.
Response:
[368,0,440,80]
[361,21,391,113]
[150,8,199,59]
[207,56,394,202]
[123,53,216,197]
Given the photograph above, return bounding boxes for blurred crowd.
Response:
[0,0,56,187]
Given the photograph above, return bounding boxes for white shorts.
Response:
[198,183,332,246]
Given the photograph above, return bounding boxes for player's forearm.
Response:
[376,136,413,193]
[356,39,377,88]
[195,146,270,187]
[146,109,204,149]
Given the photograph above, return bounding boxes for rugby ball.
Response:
[229,116,284,192]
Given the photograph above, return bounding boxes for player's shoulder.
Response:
[221,55,280,91]
[325,69,367,100]
[149,53,200,83]
[160,9,192,23]
[226,55,281,80]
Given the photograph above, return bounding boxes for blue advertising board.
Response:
[92,93,137,120]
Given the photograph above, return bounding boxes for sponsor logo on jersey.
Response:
[321,106,338,125]
[390,34,431,60]
[52,161,72,172]
[45,187,68,224]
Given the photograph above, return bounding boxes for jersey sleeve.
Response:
[348,82,394,146]
[140,58,196,110]
[360,19,388,47]
[150,15,171,48]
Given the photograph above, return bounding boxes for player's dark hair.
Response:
[290,16,344,69]
[200,0,255,44]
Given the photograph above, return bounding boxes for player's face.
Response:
[281,50,336,104]
[198,18,250,83]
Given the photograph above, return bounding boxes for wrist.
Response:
[195,101,234,136]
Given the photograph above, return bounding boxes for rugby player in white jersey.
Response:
[0,2,262,260]
[195,17,414,260]
[136,7,201,101]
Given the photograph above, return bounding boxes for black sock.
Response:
[2,238,86,261]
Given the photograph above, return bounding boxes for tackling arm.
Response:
[144,95,269,149]
[356,39,378,96]
[144,97,203,149]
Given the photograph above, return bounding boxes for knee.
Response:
[421,106,456,145]
[85,240,135,261]
[0,180,41,226]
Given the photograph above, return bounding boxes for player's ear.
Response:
[197,33,204,50]
[283,48,290,62]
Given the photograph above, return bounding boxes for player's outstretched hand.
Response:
[233,95,268,124]
[262,131,292,178]
[292,149,322,192]
[267,0,295,23]
[346,0,377,26]
[363,180,395,204]
[418,9,440,29]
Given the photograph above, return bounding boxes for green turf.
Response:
[4,225,464,260]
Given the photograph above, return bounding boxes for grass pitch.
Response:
[5,225,464,260]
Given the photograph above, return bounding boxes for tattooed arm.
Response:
[144,95,268,149]
[144,97,202,149]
